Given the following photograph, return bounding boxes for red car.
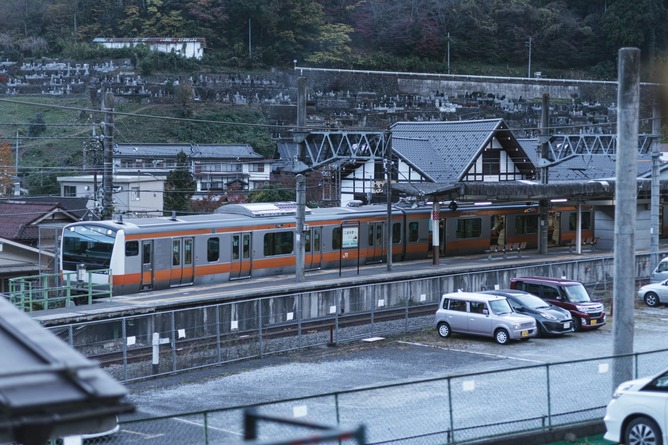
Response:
[509,276,606,331]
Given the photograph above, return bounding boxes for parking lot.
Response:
[127,299,668,412]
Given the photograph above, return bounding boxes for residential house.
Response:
[0,201,80,249]
[113,143,271,196]
[0,201,80,289]
[57,175,164,216]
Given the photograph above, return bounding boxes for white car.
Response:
[637,280,668,307]
[603,367,668,445]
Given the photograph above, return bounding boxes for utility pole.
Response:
[295,77,308,282]
[102,91,115,220]
[526,37,532,78]
[613,47,640,390]
[447,33,451,75]
[14,130,20,195]
[650,100,661,271]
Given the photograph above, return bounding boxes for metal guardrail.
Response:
[8,269,113,312]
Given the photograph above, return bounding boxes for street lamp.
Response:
[526,37,532,78]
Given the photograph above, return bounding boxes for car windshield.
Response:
[489,299,513,315]
[563,284,592,303]
[644,369,668,391]
[512,294,549,309]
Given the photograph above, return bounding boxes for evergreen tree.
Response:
[164,151,196,214]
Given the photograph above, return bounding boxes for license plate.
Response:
[521,330,529,337]
[564,322,571,329]
[591,320,597,326]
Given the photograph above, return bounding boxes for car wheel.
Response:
[644,292,660,308]
[494,328,510,345]
[572,315,582,332]
[625,416,662,445]
[437,322,451,338]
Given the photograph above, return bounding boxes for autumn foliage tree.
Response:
[0,140,16,196]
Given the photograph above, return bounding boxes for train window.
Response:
[392,222,401,244]
[408,222,419,242]
[143,243,151,265]
[172,240,180,266]
[515,215,538,234]
[568,212,592,230]
[333,228,342,250]
[264,231,294,256]
[368,226,374,246]
[126,241,139,256]
[207,237,220,262]
[243,235,250,259]
[456,218,482,239]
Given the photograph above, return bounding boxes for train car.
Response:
[59,202,594,297]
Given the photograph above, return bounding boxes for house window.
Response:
[63,185,77,197]
[131,186,140,201]
[250,163,264,172]
[222,163,242,172]
[482,148,500,175]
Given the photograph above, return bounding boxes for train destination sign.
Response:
[342,227,359,248]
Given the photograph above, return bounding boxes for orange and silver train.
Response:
[59,202,594,296]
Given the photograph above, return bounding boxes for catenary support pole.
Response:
[296,174,306,282]
[386,131,393,272]
[539,93,550,254]
[613,47,639,389]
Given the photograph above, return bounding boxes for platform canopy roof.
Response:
[392,178,668,203]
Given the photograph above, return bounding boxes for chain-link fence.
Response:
[48,281,441,383]
[69,348,668,445]
[47,257,622,384]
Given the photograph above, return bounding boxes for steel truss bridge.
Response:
[297,131,659,171]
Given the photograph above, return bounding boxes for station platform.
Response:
[28,244,639,327]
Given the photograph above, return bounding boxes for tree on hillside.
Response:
[164,151,196,214]
[602,0,667,60]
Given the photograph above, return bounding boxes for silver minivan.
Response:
[434,292,537,344]
[650,257,668,283]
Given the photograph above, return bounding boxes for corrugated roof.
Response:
[0,202,79,242]
[518,139,653,180]
[114,143,263,160]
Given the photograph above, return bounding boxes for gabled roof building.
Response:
[391,119,536,184]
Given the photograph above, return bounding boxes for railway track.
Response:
[85,304,437,370]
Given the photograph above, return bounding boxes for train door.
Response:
[140,240,154,291]
[231,232,252,280]
[305,227,322,271]
[367,222,384,263]
[170,237,195,287]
